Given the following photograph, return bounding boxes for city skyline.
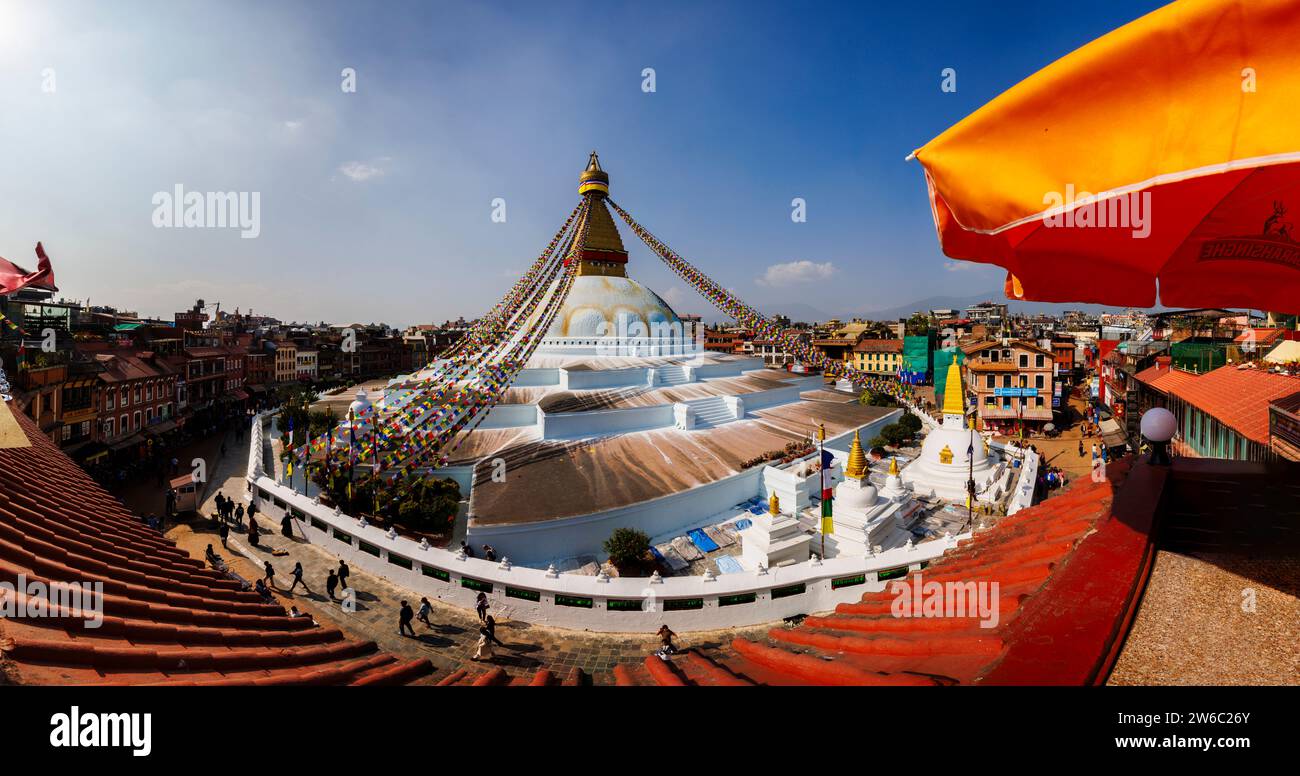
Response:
[2,0,1166,326]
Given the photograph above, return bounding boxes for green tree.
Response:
[905,313,932,337]
[898,413,922,434]
[603,527,651,569]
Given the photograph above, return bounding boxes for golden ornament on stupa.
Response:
[844,429,868,480]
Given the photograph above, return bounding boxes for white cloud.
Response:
[757,260,836,287]
[337,158,390,182]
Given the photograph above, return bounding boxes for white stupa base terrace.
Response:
[899,412,1012,504]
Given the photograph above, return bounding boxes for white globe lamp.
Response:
[1139,407,1176,465]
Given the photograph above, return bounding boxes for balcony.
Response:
[16,363,67,389]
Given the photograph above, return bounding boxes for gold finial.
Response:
[844,429,867,480]
[888,456,899,477]
[816,422,826,442]
[941,361,965,417]
[768,491,780,516]
[939,444,954,465]
[579,151,610,197]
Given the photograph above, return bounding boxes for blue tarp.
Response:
[687,528,720,553]
[715,556,745,574]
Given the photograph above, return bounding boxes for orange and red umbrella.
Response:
[911,0,1300,312]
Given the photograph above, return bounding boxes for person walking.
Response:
[248,516,260,548]
[263,560,276,588]
[287,561,309,593]
[475,591,489,622]
[234,503,245,529]
[280,513,293,539]
[337,560,350,592]
[398,600,416,638]
[484,615,507,649]
[219,521,230,549]
[656,624,677,657]
[471,623,495,662]
[1078,440,1085,457]
[417,597,433,628]
[326,570,339,600]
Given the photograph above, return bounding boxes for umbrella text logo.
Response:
[1042,185,1151,239]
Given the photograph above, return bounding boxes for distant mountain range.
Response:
[757,291,1172,325]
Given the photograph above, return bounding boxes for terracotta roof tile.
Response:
[0,403,432,686]
[1157,365,1300,443]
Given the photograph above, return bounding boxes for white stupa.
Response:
[805,430,920,557]
[900,361,1005,503]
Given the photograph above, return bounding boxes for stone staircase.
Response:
[689,396,735,428]
[656,365,692,386]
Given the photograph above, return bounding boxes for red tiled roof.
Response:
[95,353,175,383]
[1233,328,1285,346]
[0,405,432,686]
[1159,365,1300,444]
[1132,362,1199,395]
[852,339,903,354]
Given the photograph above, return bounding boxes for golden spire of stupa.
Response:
[768,491,780,516]
[844,429,868,480]
[888,456,899,476]
[941,361,965,417]
[578,151,610,198]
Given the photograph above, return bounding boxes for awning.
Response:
[109,433,145,452]
[1099,418,1128,449]
[145,419,178,435]
[230,389,250,401]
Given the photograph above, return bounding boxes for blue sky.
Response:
[0,0,1167,326]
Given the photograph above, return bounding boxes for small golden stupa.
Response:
[843,429,868,480]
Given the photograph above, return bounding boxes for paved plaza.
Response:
[139,430,775,684]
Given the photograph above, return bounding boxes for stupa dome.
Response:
[547,275,680,338]
[348,388,372,417]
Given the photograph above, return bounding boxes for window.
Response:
[146,408,154,424]
[1019,354,1029,368]
[986,375,995,388]
[1036,375,1045,388]
[134,385,142,404]
[1036,396,1044,408]
[146,384,153,401]
[105,390,115,410]
[120,386,130,407]
[120,414,128,434]
[1002,375,1012,388]
[1036,354,1045,368]
[133,411,141,431]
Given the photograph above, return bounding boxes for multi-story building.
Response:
[965,301,1008,327]
[268,340,298,383]
[296,349,318,381]
[847,338,902,375]
[963,339,1056,435]
[703,327,739,354]
[245,351,271,386]
[94,351,178,447]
